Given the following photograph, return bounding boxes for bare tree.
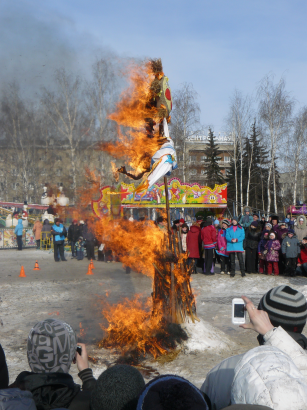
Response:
[0,83,41,202]
[41,69,93,202]
[170,83,202,182]
[257,75,294,214]
[226,90,253,214]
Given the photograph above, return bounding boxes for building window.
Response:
[201,155,207,162]
[56,169,62,176]
[12,183,19,190]
[29,183,34,190]
[55,155,62,161]
[12,169,18,176]
[40,154,46,161]
[224,156,231,163]
[177,154,183,162]
[190,155,196,162]
[200,169,206,175]
[13,197,19,202]
[0,169,3,176]
[190,169,197,175]
[41,169,46,175]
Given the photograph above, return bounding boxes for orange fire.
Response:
[100,295,168,358]
[101,61,162,175]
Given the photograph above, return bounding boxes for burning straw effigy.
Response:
[96,59,199,361]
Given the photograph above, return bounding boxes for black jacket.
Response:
[0,344,8,389]
[68,224,80,242]
[11,369,96,410]
[245,227,262,249]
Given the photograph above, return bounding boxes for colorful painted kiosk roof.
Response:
[92,178,227,218]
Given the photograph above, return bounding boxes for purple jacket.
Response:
[276,227,288,243]
[216,228,229,257]
[265,239,281,262]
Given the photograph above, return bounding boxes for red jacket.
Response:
[298,246,307,264]
[201,225,217,248]
[186,225,201,258]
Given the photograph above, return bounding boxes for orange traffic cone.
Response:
[33,260,40,271]
[86,264,93,275]
[90,259,95,269]
[19,266,26,278]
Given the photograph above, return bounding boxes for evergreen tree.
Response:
[203,128,224,188]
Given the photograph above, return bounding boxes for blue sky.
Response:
[1,0,307,131]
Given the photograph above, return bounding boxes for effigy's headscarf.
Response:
[27,318,77,373]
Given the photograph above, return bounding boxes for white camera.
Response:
[232,298,246,325]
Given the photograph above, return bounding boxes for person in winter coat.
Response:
[226,217,245,277]
[75,237,85,261]
[180,223,189,253]
[294,215,307,243]
[216,219,230,274]
[91,365,146,410]
[68,220,80,259]
[83,220,96,260]
[201,285,307,410]
[201,218,217,275]
[276,221,288,275]
[260,215,266,230]
[245,222,262,274]
[258,230,270,274]
[231,346,307,409]
[33,218,43,249]
[14,218,23,250]
[264,231,281,275]
[282,229,300,276]
[51,218,67,262]
[10,318,96,410]
[187,224,201,274]
[239,207,253,230]
[136,375,209,410]
[296,237,307,276]
[41,218,51,248]
[270,215,279,234]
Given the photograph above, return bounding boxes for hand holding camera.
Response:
[75,343,89,372]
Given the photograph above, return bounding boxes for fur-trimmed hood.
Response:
[296,214,307,230]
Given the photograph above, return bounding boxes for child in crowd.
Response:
[282,229,300,276]
[258,230,270,274]
[75,236,85,261]
[180,223,189,253]
[216,219,230,275]
[264,231,281,275]
[226,216,245,278]
[296,236,307,276]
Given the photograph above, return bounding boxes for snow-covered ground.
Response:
[1,249,306,387]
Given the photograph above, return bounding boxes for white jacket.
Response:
[201,327,307,410]
[231,345,307,409]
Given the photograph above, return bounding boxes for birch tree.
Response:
[257,75,294,214]
[41,69,93,202]
[226,90,253,214]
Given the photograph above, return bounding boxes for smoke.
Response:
[0,0,110,98]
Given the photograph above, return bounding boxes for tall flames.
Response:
[76,59,197,361]
[101,61,162,175]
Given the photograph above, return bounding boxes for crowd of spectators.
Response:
[175,208,307,278]
[1,285,307,409]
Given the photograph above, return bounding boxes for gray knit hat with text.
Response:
[27,318,77,373]
[258,285,307,333]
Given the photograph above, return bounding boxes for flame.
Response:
[101,61,162,174]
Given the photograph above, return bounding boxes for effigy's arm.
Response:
[117,166,150,180]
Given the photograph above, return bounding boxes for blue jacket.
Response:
[14,220,23,236]
[239,214,253,228]
[51,224,65,242]
[226,225,245,252]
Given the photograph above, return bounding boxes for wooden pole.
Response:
[164,176,176,323]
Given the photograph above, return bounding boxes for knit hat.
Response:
[250,222,258,228]
[196,216,204,221]
[27,318,77,373]
[173,219,180,225]
[253,213,258,217]
[288,229,295,234]
[232,216,239,222]
[222,219,230,226]
[179,218,185,224]
[214,219,220,225]
[258,285,307,333]
[91,365,145,410]
[265,223,272,229]
[137,375,208,410]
